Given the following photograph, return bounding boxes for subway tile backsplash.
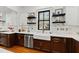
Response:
[25,24,79,34]
[51,25,79,34]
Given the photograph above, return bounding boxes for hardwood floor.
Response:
[0,45,45,53]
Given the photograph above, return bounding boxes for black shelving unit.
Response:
[52,13,66,24]
[27,22,36,24]
[52,21,65,23]
[52,13,65,17]
[27,16,36,19]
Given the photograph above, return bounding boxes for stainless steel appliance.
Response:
[24,34,33,48]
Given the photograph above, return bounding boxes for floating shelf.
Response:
[27,22,36,24]
[27,16,36,19]
[0,20,5,22]
[52,13,65,17]
[52,21,66,23]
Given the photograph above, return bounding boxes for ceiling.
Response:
[6,6,38,13]
[0,6,49,13]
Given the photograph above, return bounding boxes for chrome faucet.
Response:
[42,27,44,33]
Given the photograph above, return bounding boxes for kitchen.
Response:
[0,6,79,53]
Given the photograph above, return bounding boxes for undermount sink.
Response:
[33,33,50,40]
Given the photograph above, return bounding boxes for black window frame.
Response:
[38,10,50,30]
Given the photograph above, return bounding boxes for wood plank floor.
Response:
[0,45,45,53]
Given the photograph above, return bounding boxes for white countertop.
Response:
[16,32,35,34]
[33,32,79,41]
[0,31,79,41]
[51,32,79,41]
[0,32,15,34]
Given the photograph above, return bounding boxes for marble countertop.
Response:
[33,33,75,41]
[0,31,79,41]
[16,32,35,34]
[0,32,15,34]
[50,33,79,41]
[18,32,79,41]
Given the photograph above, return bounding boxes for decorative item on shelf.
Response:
[27,12,36,25]
[52,13,65,17]
[28,12,35,16]
[52,8,65,17]
[8,25,14,32]
[19,25,26,32]
[55,8,63,14]
[18,29,21,32]
[52,8,66,23]
[21,25,26,32]
[27,12,36,19]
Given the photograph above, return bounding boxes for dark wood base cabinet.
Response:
[51,37,66,53]
[51,37,75,53]
[0,34,15,47]
[17,34,25,46]
[33,39,51,52]
[0,33,78,53]
[74,40,79,53]
[33,37,75,53]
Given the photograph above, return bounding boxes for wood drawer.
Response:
[40,40,50,52]
[33,39,40,49]
[33,39,51,52]
[51,37,66,53]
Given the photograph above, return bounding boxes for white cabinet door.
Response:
[66,7,79,25]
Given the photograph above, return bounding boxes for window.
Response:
[38,10,50,30]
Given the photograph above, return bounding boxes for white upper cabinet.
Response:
[65,7,79,25]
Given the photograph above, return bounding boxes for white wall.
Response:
[65,6,79,25]
[0,11,7,31]
[19,6,66,33]
[5,11,18,32]
[20,6,79,33]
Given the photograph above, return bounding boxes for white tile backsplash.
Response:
[51,25,79,34]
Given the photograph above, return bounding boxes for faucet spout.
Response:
[42,27,44,33]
